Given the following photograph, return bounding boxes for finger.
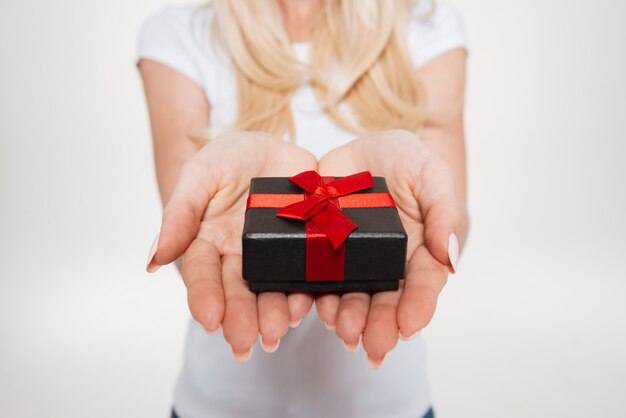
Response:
[221,254,259,362]
[148,159,220,271]
[286,293,314,327]
[397,246,448,339]
[335,292,370,351]
[315,293,341,330]
[414,158,466,273]
[257,293,290,353]
[181,238,225,333]
[362,290,401,369]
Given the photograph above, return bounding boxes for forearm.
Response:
[419,127,469,247]
[419,124,467,205]
[153,137,200,207]
[139,59,210,207]
[415,48,468,204]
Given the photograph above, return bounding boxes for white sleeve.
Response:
[136,5,205,87]
[408,1,468,68]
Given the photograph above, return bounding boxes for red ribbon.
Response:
[246,170,396,282]
[277,171,375,249]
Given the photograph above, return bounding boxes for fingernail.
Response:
[448,233,460,273]
[289,318,302,328]
[324,322,336,331]
[342,334,362,352]
[232,347,253,363]
[204,324,221,335]
[260,337,280,353]
[146,233,161,273]
[399,329,420,341]
[366,354,386,370]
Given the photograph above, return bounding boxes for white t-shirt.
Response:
[137,2,466,417]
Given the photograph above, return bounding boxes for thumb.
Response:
[413,159,466,273]
[147,160,219,272]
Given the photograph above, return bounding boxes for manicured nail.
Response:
[146,233,161,273]
[260,336,280,353]
[232,347,253,363]
[204,324,221,335]
[448,233,460,273]
[289,318,302,328]
[366,354,386,369]
[399,329,420,341]
[342,334,362,352]
[324,322,336,331]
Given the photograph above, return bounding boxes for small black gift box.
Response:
[242,171,407,293]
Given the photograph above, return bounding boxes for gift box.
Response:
[242,171,407,293]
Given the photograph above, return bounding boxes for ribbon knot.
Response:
[314,185,332,198]
[276,170,375,249]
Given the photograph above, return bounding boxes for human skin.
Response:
[140,0,468,366]
[145,133,318,359]
[316,129,468,367]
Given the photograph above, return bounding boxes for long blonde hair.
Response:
[207,0,432,140]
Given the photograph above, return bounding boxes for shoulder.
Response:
[137,3,220,89]
[407,0,468,68]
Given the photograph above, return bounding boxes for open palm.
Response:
[147,132,317,361]
[317,130,468,367]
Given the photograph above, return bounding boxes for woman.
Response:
[138,1,468,417]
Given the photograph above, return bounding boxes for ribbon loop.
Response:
[288,170,324,194]
[276,193,328,221]
[323,171,375,197]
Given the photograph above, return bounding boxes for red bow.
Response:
[276,171,374,249]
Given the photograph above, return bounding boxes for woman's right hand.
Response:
[146,131,318,362]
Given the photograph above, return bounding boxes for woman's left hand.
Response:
[317,129,469,368]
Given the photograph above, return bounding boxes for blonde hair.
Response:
[206,0,433,140]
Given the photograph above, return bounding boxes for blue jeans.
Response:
[172,408,435,418]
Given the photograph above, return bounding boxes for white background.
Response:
[1,0,625,417]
